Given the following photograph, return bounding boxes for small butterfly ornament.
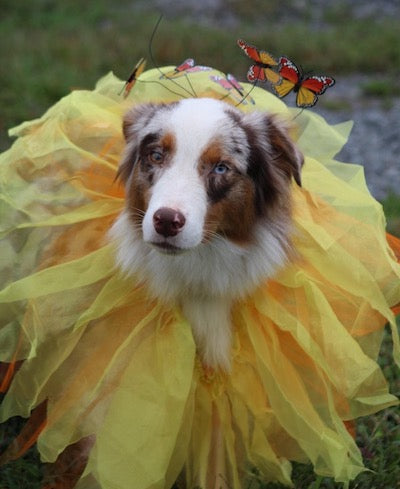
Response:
[273,56,335,108]
[237,39,280,84]
[120,57,147,98]
[210,73,255,105]
[161,58,195,79]
[225,73,246,96]
[160,59,211,79]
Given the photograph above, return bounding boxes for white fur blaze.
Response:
[110,97,301,370]
[182,297,233,371]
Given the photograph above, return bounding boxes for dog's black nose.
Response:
[153,207,186,237]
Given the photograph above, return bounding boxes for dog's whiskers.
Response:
[129,207,145,218]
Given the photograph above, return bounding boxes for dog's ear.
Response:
[267,115,303,187]
[116,104,159,183]
[242,111,304,216]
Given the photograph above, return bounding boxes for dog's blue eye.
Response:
[213,163,229,175]
[149,150,163,164]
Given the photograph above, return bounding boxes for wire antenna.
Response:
[148,15,197,98]
[235,80,258,107]
[292,108,305,121]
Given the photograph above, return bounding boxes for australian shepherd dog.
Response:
[110,97,303,370]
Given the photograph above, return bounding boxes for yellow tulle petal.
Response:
[1,67,399,488]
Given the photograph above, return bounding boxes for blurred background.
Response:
[0,1,400,487]
[1,0,399,219]
[1,0,400,208]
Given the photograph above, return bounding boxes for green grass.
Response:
[0,453,43,489]
[382,194,400,237]
[361,79,400,99]
[0,415,43,489]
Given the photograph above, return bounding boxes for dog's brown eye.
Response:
[149,150,163,164]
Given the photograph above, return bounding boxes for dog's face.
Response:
[113,98,303,367]
[117,98,303,256]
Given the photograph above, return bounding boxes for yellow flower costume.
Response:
[0,65,400,489]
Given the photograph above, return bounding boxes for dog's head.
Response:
[116,98,303,256]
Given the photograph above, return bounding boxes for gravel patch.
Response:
[151,0,400,27]
[313,77,400,200]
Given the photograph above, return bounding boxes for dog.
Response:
[110,97,303,370]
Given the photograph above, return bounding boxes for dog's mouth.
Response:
[150,241,187,255]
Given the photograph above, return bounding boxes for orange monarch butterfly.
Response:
[273,56,335,108]
[120,57,147,98]
[237,39,280,84]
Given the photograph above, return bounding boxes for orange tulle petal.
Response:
[1,69,399,488]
